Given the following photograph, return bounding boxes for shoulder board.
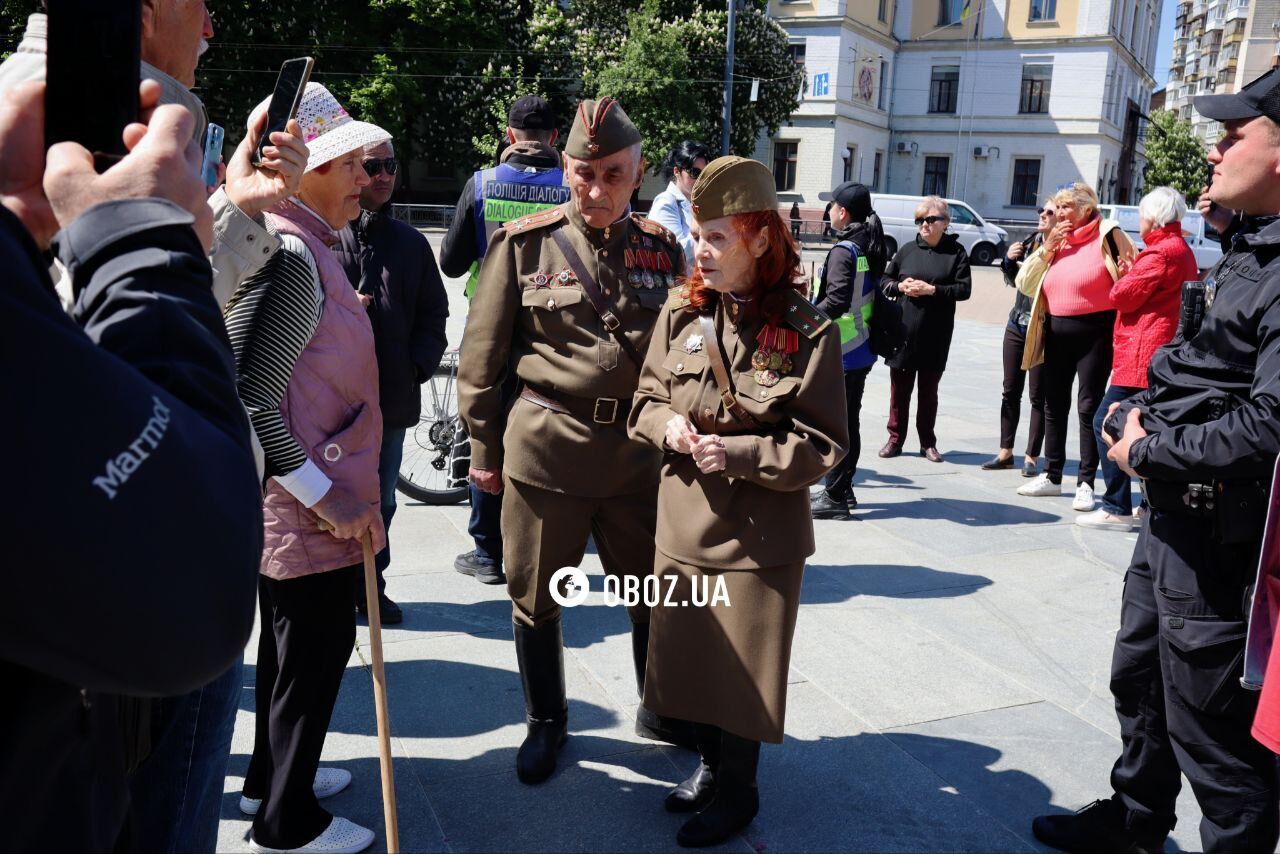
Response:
[782,289,831,339]
[667,285,691,311]
[630,213,679,248]
[503,206,565,235]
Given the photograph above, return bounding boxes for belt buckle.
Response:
[593,397,619,424]
[602,312,621,331]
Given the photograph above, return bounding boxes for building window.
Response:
[923,156,949,196]
[1028,0,1056,21]
[873,152,883,191]
[878,61,888,109]
[773,142,798,192]
[929,66,960,114]
[938,0,963,26]
[1019,64,1052,114]
[786,42,806,66]
[843,146,856,183]
[1010,159,1041,206]
[879,0,889,22]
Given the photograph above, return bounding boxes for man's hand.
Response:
[470,467,503,495]
[1006,242,1025,262]
[1198,187,1234,236]
[0,81,60,247]
[44,94,212,251]
[664,414,698,454]
[1107,408,1147,478]
[691,434,726,474]
[224,107,307,220]
[313,486,380,541]
[1101,401,1123,448]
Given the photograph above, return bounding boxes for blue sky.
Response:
[1153,0,1178,87]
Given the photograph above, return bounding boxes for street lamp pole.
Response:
[721,0,737,155]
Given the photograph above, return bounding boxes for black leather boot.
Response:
[1031,797,1172,853]
[665,723,721,813]
[513,618,568,785]
[676,730,760,848]
[631,622,698,750]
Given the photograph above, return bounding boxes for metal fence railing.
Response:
[391,203,456,230]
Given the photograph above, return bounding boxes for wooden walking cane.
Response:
[361,531,401,853]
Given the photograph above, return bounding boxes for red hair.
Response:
[682,210,805,325]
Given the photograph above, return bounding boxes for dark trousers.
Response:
[358,426,405,603]
[1093,384,1143,515]
[1041,311,1114,484]
[467,373,519,565]
[244,567,357,849]
[824,365,871,500]
[1000,325,1045,456]
[1109,514,1279,852]
[887,367,943,449]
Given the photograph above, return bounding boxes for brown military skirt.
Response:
[642,555,804,744]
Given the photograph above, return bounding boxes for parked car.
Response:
[1097,203,1222,273]
[870,193,1008,266]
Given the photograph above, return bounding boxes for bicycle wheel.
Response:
[397,358,470,505]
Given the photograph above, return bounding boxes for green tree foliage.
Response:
[1143,110,1210,202]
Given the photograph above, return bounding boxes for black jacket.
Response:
[1125,215,1280,484]
[337,208,450,429]
[883,233,973,371]
[1000,233,1043,333]
[1,202,262,852]
[438,142,561,279]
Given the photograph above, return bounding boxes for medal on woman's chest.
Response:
[750,324,798,388]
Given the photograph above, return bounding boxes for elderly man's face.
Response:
[360,141,397,211]
[140,0,213,89]
[565,145,645,229]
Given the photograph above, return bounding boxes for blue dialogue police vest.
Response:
[465,163,571,297]
[818,240,877,371]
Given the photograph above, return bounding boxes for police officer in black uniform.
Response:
[1032,68,1280,854]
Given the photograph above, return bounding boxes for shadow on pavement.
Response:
[803,564,993,602]
[854,497,1059,525]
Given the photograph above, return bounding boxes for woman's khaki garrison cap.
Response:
[689,156,778,220]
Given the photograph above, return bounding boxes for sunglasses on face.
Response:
[362,158,398,177]
[914,215,946,225]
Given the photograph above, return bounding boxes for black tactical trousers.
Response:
[1109,511,1279,853]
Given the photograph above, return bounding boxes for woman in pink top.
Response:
[1017,183,1134,510]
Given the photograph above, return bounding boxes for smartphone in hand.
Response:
[46,0,141,171]
[202,124,225,192]
[254,57,314,167]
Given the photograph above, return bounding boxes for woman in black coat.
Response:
[878,195,972,462]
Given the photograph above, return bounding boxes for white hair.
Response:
[1138,186,1186,228]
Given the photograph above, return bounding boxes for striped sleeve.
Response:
[224,236,325,496]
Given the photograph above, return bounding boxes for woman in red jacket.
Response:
[1077,186,1199,531]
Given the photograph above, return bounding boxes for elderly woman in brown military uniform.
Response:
[629,157,849,848]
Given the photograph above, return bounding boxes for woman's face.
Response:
[1138,213,1163,239]
[1056,198,1093,230]
[300,147,371,228]
[1037,204,1056,234]
[674,157,707,198]
[692,215,767,295]
[915,206,948,247]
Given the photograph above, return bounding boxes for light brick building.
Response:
[758,0,1161,222]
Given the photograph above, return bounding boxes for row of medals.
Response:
[624,247,673,289]
[750,325,799,388]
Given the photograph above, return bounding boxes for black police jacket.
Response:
[1127,216,1280,483]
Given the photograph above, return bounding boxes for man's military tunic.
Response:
[458,201,684,627]
[628,288,848,742]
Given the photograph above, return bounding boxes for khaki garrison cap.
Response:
[689,156,778,221]
[564,97,642,160]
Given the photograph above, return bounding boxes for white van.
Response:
[869,193,1009,266]
[1097,203,1222,273]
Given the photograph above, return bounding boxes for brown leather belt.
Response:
[519,385,630,425]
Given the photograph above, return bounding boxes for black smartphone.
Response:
[254,57,314,166]
[45,0,141,170]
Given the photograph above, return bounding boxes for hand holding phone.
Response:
[223,108,308,220]
[255,57,314,167]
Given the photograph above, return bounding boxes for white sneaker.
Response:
[240,767,353,816]
[248,817,374,854]
[1072,483,1097,511]
[1075,507,1137,531]
[1017,473,1061,497]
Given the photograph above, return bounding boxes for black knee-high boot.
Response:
[631,621,698,750]
[513,617,568,784]
[665,722,720,813]
[676,730,760,848]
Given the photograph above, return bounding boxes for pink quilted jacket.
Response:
[1108,224,1199,388]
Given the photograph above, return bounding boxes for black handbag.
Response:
[869,283,905,359]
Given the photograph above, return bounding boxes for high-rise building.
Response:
[1165,0,1280,144]
[758,0,1161,224]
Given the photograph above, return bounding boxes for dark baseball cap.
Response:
[1195,67,1280,124]
[830,181,872,219]
[508,95,556,131]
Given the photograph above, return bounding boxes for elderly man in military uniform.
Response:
[458,97,689,785]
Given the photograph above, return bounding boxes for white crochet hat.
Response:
[295,82,390,172]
